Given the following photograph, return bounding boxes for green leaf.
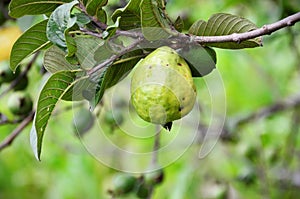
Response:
[46,0,78,49]
[9,0,72,18]
[86,0,107,16]
[140,0,175,41]
[177,45,216,77]
[44,45,80,73]
[96,8,107,24]
[174,16,184,32]
[10,19,51,72]
[112,0,141,30]
[189,13,262,49]
[30,70,86,160]
[90,50,145,108]
[74,12,91,26]
[74,36,105,69]
[103,17,120,39]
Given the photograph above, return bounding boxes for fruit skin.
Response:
[0,26,22,61]
[113,174,137,195]
[131,46,196,125]
[8,92,33,116]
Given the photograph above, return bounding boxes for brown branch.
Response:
[193,12,300,44]
[198,93,300,142]
[0,111,35,151]
[87,38,144,75]
[235,93,300,127]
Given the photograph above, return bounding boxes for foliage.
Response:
[0,0,300,198]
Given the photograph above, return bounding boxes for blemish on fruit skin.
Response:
[177,63,182,66]
[178,106,183,111]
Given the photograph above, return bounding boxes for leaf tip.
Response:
[30,118,42,161]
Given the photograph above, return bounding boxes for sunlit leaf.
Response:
[10,20,51,72]
[189,13,262,49]
[30,70,86,160]
[9,0,72,18]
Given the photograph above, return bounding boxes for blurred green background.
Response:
[1,0,300,198]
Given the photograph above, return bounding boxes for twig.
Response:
[151,125,162,166]
[0,111,35,151]
[192,12,300,44]
[78,2,108,30]
[0,52,39,99]
[147,125,162,199]
[87,38,144,75]
[202,93,300,141]
[235,93,300,126]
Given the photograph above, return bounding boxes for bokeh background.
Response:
[1,0,300,198]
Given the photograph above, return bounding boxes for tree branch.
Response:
[192,12,300,44]
[87,38,144,76]
[0,111,34,151]
[235,93,300,126]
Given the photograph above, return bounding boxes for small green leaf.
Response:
[140,0,175,41]
[30,70,86,160]
[46,0,78,49]
[9,0,72,18]
[80,0,88,5]
[90,50,145,108]
[74,36,105,69]
[96,8,107,24]
[10,19,51,72]
[74,12,91,26]
[103,17,120,39]
[112,0,141,30]
[44,45,80,73]
[177,45,216,77]
[86,0,107,16]
[174,16,184,32]
[189,13,262,49]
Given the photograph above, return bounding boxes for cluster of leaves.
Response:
[8,0,262,160]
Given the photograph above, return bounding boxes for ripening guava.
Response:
[130,46,196,125]
[0,26,22,61]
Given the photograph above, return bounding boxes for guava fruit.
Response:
[8,92,33,116]
[130,46,196,125]
[113,174,137,195]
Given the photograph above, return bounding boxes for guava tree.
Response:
[0,0,300,198]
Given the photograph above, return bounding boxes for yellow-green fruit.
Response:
[131,46,196,125]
